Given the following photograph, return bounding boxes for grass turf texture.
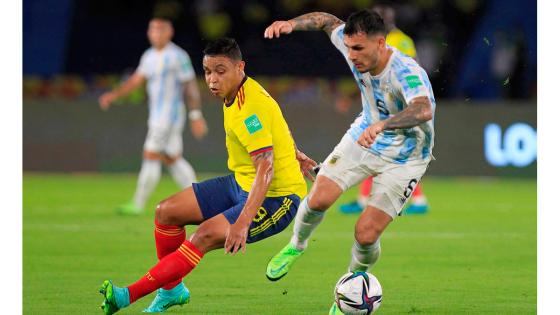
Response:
[23,173,536,314]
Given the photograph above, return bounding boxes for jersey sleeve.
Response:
[177,51,196,82]
[394,65,431,105]
[330,24,355,70]
[136,51,150,77]
[232,104,273,155]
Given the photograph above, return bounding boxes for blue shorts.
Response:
[192,174,301,244]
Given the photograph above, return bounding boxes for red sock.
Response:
[155,221,186,259]
[359,176,374,198]
[154,221,186,289]
[128,241,203,303]
[412,183,424,198]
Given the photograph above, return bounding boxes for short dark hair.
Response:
[203,38,242,60]
[150,17,173,25]
[343,9,387,36]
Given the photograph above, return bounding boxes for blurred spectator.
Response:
[23,0,536,101]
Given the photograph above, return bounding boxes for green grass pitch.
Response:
[23,173,536,314]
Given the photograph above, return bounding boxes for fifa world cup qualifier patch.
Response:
[405,75,423,88]
[244,114,263,134]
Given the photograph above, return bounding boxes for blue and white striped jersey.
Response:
[136,42,195,128]
[330,24,436,163]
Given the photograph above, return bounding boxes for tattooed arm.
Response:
[384,96,433,130]
[357,96,433,148]
[264,12,344,38]
[224,149,274,254]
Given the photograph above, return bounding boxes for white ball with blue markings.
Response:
[333,271,382,314]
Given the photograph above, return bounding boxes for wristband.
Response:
[188,109,203,121]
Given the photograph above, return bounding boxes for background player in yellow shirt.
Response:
[339,3,429,215]
[98,38,317,314]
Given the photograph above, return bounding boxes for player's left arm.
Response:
[358,96,432,147]
[225,149,274,255]
[183,78,208,140]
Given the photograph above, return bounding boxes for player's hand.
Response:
[296,150,318,181]
[99,92,117,111]
[264,20,295,39]
[357,121,386,148]
[190,117,208,140]
[225,221,249,255]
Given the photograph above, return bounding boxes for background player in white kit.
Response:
[263,9,436,308]
[99,18,208,215]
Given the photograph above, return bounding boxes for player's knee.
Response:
[155,199,179,225]
[162,154,179,166]
[307,193,332,211]
[190,224,219,253]
[354,221,382,246]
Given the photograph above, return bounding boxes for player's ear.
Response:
[378,35,386,48]
[238,60,246,72]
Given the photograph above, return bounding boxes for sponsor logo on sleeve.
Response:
[405,75,423,88]
[244,114,263,134]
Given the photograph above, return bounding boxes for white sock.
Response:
[168,157,197,189]
[290,198,325,250]
[348,239,381,272]
[132,159,161,210]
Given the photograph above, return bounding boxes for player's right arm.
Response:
[264,12,344,38]
[99,72,146,111]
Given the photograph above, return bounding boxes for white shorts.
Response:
[318,134,431,218]
[143,124,184,157]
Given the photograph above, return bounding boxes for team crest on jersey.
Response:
[328,155,340,165]
[405,75,422,88]
[244,114,263,134]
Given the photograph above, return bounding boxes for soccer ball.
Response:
[333,271,382,315]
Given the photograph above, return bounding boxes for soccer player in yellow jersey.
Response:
[380,4,417,59]
[339,4,430,216]
[98,38,317,314]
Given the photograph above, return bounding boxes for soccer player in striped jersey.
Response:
[98,38,317,314]
[339,3,430,215]
[99,18,208,215]
[264,9,436,312]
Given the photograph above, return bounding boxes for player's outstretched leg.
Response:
[143,221,190,313]
[348,239,381,272]
[143,282,190,313]
[98,241,203,314]
[267,176,342,281]
[143,188,205,312]
[266,198,324,281]
[99,280,130,315]
[346,206,391,273]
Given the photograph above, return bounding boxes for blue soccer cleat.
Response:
[143,283,190,313]
[402,203,428,215]
[339,201,364,214]
[99,280,130,315]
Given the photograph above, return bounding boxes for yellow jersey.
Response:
[386,28,417,58]
[223,76,307,199]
